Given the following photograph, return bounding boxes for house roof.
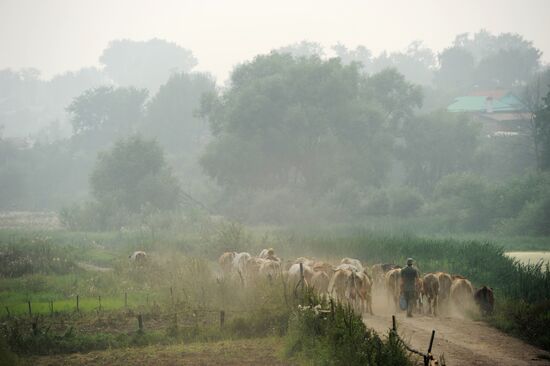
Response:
[447,90,525,113]
[447,96,517,113]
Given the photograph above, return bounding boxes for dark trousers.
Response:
[404,290,416,316]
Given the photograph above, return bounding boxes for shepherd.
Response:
[401,258,420,317]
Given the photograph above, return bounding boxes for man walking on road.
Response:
[401,258,420,317]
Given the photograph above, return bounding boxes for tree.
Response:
[90,135,181,213]
[534,89,550,171]
[275,41,325,59]
[142,72,215,155]
[99,38,197,92]
[199,54,421,194]
[332,43,373,72]
[443,30,542,89]
[397,110,481,192]
[67,86,148,147]
[435,46,475,91]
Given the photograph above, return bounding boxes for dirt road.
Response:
[364,310,550,365]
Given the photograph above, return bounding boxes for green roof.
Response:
[447,96,518,113]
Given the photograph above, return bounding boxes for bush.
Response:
[0,336,19,366]
[285,297,412,365]
[488,299,550,351]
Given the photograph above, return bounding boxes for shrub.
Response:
[285,298,412,365]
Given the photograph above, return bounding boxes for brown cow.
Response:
[259,259,282,281]
[310,271,330,295]
[341,257,364,272]
[346,270,373,315]
[312,261,334,276]
[474,286,495,316]
[328,268,351,302]
[423,273,439,316]
[450,277,474,310]
[385,268,401,311]
[436,272,452,301]
[371,263,400,288]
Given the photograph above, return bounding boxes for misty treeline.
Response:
[1,32,550,234]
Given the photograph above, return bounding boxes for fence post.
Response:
[299,262,304,293]
[27,300,32,317]
[98,296,102,311]
[428,330,436,354]
[330,299,335,320]
[125,292,128,308]
[220,310,225,329]
[76,295,80,313]
[138,313,143,333]
[392,315,396,332]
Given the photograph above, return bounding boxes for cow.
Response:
[294,257,315,267]
[258,248,280,262]
[340,258,364,272]
[371,263,400,288]
[232,252,252,285]
[129,251,147,264]
[347,270,374,315]
[474,286,495,316]
[450,277,474,311]
[259,259,282,281]
[385,268,401,311]
[328,268,351,303]
[312,261,334,277]
[218,252,236,276]
[422,273,440,316]
[436,272,452,302]
[310,271,330,295]
[288,262,314,291]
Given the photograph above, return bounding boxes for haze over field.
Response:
[1,2,550,365]
[1,0,549,83]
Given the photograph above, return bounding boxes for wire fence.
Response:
[390,315,444,366]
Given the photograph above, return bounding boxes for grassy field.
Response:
[0,220,549,364]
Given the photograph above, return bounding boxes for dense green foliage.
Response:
[61,136,181,230]
[285,295,412,365]
[534,89,550,171]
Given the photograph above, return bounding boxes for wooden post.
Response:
[27,300,32,317]
[32,319,38,336]
[392,315,396,332]
[428,330,436,354]
[76,295,80,312]
[220,310,225,329]
[138,313,143,332]
[124,292,128,308]
[98,296,102,311]
[299,262,304,293]
[330,299,335,320]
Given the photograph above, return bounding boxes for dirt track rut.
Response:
[364,312,550,365]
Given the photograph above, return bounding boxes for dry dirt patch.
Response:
[27,337,293,366]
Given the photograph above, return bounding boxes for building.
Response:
[447,90,532,136]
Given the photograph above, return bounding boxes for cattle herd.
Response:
[216,249,495,317]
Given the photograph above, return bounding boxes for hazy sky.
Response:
[1,0,549,84]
